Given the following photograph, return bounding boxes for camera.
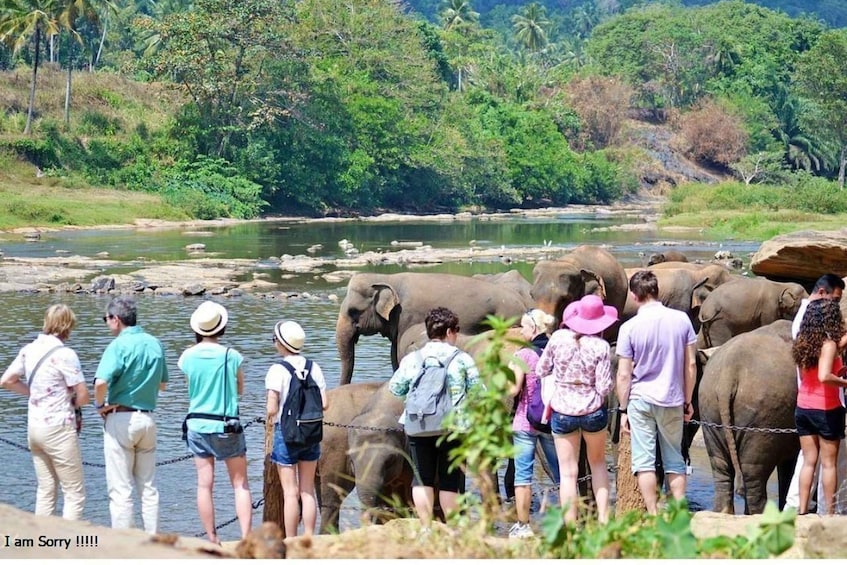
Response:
[224,419,243,434]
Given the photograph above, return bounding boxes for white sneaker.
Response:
[508,522,535,539]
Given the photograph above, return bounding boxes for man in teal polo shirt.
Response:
[94,296,168,534]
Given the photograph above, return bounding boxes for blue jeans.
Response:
[550,406,608,436]
[628,397,685,475]
[513,430,560,486]
[270,423,321,465]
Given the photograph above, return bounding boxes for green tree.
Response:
[511,2,549,53]
[58,0,116,125]
[794,29,847,188]
[440,0,478,32]
[0,0,62,134]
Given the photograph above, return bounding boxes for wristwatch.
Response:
[95,402,106,410]
[618,406,627,414]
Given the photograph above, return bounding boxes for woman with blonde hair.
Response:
[0,304,89,520]
[792,298,847,515]
[506,308,560,539]
[537,294,617,524]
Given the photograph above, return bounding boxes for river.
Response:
[0,209,765,539]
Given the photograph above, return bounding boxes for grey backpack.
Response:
[403,348,463,437]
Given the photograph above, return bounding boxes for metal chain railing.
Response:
[194,497,266,538]
[689,418,797,434]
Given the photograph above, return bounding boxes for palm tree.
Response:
[0,0,62,134]
[512,2,549,53]
[57,0,116,125]
[773,89,836,174]
[440,0,478,33]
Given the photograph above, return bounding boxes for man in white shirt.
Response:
[786,273,847,514]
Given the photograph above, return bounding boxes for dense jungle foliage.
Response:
[0,0,845,220]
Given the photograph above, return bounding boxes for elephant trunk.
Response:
[336,314,356,386]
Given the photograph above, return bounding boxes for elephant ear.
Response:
[580,268,607,300]
[691,277,710,308]
[372,283,400,320]
[778,287,799,313]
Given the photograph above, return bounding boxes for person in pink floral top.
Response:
[0,304,89,520]
[536,294,617,523]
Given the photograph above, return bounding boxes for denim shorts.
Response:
[795,406,846,440]
[270,424,321,466]
[186,429,246,460]
[550,406,608,436]
[513,430,560,486]
[628,397,685,476]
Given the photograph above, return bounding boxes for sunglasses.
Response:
[102,315,112,323]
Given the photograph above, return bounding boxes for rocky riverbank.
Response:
[0,204,669,296]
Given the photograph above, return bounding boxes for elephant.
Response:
[472,270,535,309]
[647,250,689,265]
[697,277,808,349]
[316,381,385,534]
[345,382,412,526]
[336,272,529,384]
[697,320,800,514]
[530,245,628,341]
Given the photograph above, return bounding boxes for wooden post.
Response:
[262,416,283,526]
[615,431,647,514]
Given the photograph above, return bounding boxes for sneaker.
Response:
[508,522,535,539]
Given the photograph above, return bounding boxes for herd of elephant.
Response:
[316,244,827,530]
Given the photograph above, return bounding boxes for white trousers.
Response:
[785,438,847,514]
[28,424,85,520]
[103,411,159,533]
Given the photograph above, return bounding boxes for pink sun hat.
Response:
[562,294,619,335]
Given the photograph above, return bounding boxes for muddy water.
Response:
[0,211,764,537]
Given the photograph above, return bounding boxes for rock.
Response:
[96,251,110,258]
[153,287,180,295]
[306,244,323,254]
[805,518,847,558]
[751,229,847,283]
[714,250,733,260]
[182,284,206,296]
[90,276,116,293]
[23,232,41,241]
[185,243,206,251]
[235,521,285,559]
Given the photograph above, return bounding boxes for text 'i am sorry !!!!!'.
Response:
[4,535,98,549]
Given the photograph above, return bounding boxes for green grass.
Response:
[659,180,847,240]
[0,152,187,229]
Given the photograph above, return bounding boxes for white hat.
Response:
[274,320,305,353]
[190,301,228,337]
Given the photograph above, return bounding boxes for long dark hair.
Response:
[793,299,845,369]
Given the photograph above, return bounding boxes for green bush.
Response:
[157,156,267,219]
[0,138,59,169]
[78,111,123,136]
[539,498,795,558]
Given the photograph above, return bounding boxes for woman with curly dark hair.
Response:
[792,298,847,515]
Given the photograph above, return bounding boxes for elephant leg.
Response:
[777,454,799,511]
[740,463,769,515]
[318,470,354,534]
[703,424,735,513]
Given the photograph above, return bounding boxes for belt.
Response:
[113,406,152,413]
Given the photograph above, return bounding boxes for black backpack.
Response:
[280,359,323,446]
[404,349,463,437]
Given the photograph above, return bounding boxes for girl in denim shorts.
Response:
[536,294,618,524]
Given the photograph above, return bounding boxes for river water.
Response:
[0,210,764,539]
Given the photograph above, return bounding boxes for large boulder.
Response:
[751,229,847,284]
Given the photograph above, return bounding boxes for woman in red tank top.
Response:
[792,299,847,515]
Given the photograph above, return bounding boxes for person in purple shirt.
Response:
[616,270,697,514]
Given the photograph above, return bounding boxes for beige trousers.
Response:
[27,424,86,520]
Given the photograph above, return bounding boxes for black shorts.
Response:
[795,406,846,441]
[407,435,466,493]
